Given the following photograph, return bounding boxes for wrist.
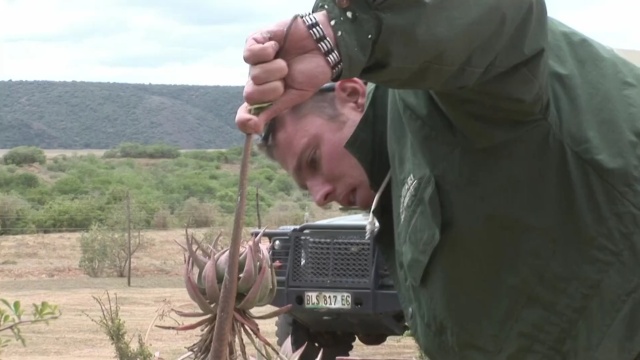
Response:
[299,11,343,80]
[314,11,336,48]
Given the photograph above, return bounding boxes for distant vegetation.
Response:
[0,143,330,236]
[2,146,46,166]
[0,80,245,149]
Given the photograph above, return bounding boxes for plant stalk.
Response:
[210,134,253,360]
[209,16,299,358]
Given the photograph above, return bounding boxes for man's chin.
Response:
[358,194,375,210]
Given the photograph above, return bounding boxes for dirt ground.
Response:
[0,229,422,359]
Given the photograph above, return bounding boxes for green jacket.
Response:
[312,0,640,359]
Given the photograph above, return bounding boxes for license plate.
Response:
[304,292,351,309]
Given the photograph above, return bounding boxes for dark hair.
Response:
[258,82,338,159]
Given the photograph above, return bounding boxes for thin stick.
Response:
[210,134,253,360]
[256,186,262,229]
[209,15,300,359]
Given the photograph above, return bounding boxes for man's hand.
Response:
[236,12,336,135]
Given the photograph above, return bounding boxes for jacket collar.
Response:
[344,83,394,246]
[344,83,391,192]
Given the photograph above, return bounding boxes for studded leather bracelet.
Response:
[299,12,343,81]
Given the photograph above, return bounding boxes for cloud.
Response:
[0,0,638,86]
[546,0,640,50]
[0,0,309,85]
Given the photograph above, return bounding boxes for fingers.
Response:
[243,20,289,65]
[242,27,289,110]
[249,59,287,85]
[243,80,285,105]
[235,88,315,136]
[235,103,264,135]
[244,58,288,105]
[243,40,280,65]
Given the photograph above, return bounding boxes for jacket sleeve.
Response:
[311,0,550,122]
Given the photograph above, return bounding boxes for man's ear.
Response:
[334,78,367,114]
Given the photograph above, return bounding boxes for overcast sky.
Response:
[0,0,638,86]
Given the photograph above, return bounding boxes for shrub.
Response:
[263,201,306,227]
[78,223,111,277]
[51,175,87,196]
[182,150,222,162]
[144,143,181,159]
[2,146,46,166]
[84,291,153,360]
[103,142,180,159]
[152,209,172,229]
[0,194,33,235]
[32,196,105,232]
[78,222,149,278]
[0,170,42,196]
[218,145,256,164]
[13,172,40,189]
[214,190,237,214]
[176,197,217,228]
[269,174,296,196]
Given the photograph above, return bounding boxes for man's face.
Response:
[271,81,374,209]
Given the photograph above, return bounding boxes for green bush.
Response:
[218,145,252,164]
[103,142,180,159]
[2,146,46,166]
[13,172,40,189]
[263,201,306,227]
[152,208,172,229]
[0,169,42,194]
[269,174,296,196]
[51,175,87,196]
[78,222,149,278]
[32,196,105,232]
[78,223,111,277]
[182,150,222,162]
[176,197,217,228]
[85,291,153,360]
[0,194,33,235]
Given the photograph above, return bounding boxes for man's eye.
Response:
[308,149,319,171]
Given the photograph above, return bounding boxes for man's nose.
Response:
[308,180,335,207]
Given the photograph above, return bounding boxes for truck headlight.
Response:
[273,240,282,250]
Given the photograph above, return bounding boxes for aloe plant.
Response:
[160,229,297,360]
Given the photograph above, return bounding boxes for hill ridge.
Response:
[3,47,638,151]
[0,80,245,149]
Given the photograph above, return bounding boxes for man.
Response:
[236,1,640,359]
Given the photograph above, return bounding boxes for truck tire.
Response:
[356,333,388,346]
[275,314,354,360]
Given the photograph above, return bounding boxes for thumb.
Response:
[236,103,264,134]
[256,88,315,125]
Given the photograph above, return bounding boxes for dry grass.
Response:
[0,229,421,359]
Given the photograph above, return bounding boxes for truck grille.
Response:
[289,230,372,288]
